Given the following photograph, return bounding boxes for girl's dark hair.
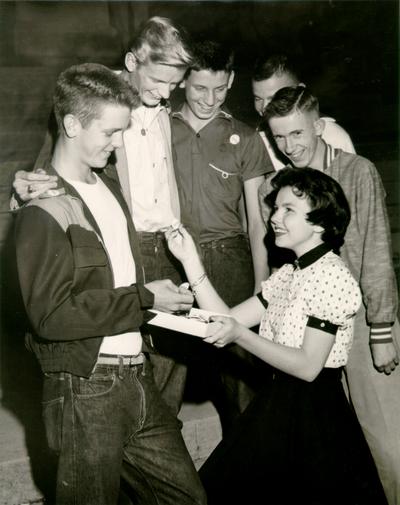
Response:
[265,167,351,253]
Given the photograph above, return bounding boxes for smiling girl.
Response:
[165,167,387,505]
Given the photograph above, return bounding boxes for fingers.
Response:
[204,319,228,347]
[179,226,192,239]
[165,280,193,301]
[16,181,59,202]
[164,224,189,241]
[163,279,180,293]
[178,283,192,298]
[164,228,175,241]
[13,169,58,202]
[14,169,57,183]
[376,359,398,375]
[381,359,399,375]
[146,278,194,313]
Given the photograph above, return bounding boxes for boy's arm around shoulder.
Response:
[10,131,58,208]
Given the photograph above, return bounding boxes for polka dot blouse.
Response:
[259,249,362,367]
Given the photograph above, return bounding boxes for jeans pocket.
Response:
[75,372,117,398]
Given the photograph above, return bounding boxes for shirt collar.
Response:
[294,243,332,270]
[131,103,164,122]
[323,139,340,170]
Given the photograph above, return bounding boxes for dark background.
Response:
[0,1,398,500]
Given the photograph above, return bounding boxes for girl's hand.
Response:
[204,316,242,348]
[165,224,198,264]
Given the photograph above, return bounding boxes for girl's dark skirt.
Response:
[199,368,387,505]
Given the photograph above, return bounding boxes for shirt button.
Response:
[320,322,325,328]
[196,133,200,138]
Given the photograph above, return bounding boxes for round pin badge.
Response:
[229,134,240,145]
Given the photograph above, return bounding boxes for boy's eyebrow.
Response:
[274,128,303,137]
[104,127,124,134]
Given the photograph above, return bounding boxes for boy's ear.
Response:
[125,52,138,73]
[63,114,81,138]
[314,118,325,137]
[179,80,186,89]
[227,71,235,89]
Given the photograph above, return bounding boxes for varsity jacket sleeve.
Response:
[15,206,154,341]
[353,158,398,324]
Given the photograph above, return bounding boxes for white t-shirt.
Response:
[66,174,142,355]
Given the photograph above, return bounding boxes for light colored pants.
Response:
[345,307,400,505]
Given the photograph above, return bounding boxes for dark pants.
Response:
[195,235,261,432]
[137,231,187,416]
[42,358,206,505]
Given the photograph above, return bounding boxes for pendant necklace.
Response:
[140,107,147,136]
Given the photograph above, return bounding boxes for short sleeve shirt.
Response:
[259,250,362,367]
[172,108,273,242]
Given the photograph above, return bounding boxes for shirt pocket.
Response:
[205,158,242,201]
[68,225,108,268]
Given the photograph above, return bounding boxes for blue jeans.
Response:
[137,232,187,416]
[42,357,206,505]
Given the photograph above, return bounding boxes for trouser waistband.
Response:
[199,235,248,249]
[97,353,144,366]
[136,231,165,242]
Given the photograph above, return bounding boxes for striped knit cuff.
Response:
[369,323,393,344]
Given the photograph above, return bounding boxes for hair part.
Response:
[189,39,234,74]
[263,85,320,121]
[54,63,139,130]
[128,16,193,68]
[266,167,351,252]
[252,54,299,83]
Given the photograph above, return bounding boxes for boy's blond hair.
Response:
[128,16,193,68]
